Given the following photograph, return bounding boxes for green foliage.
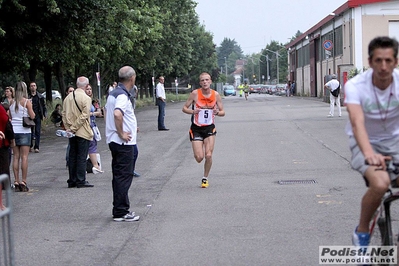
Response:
[348,67,369,79]
[216,38,244,81]
[260,41,288,83]
[0,0,218,102]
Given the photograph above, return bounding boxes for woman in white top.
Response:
[9,81,35,192]
[84,85,103,174]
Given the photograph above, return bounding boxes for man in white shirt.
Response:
[324,74,341,117]
[155,76,168,130]
[104,66,139,222]
[345,36,399,249]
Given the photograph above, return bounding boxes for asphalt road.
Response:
[1,93,367,266]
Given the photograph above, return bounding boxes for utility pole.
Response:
[265,48,282,84]
[277,50,280,84]
[266,55,270,84]
[224,57,227,83]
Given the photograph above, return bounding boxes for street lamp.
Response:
[249,57,262,84]
[260,54,272,84]
[265,48,281,84]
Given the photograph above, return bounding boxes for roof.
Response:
[348,0,390,7]
[286,0,392,49]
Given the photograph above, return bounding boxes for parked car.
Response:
[259,85,269,94]
[42,90,62,100]
[223,85,236,96]
[265,85,277,95]
[274,84,287,96]
[248,84,263,94]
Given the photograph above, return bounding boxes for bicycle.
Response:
[368,160,399,248]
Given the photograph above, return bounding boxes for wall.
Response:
[289,1,399,99]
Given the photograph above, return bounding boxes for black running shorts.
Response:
[189,124,216,141]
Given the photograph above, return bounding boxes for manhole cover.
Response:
[278,179,317,185]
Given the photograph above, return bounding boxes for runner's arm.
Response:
[182,91,198,115]
[214,92,225,117]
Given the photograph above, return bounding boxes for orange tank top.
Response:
[193,89,216,126]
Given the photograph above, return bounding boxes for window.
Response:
[334,26,343,57]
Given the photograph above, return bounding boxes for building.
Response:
[233,59,246,87]
[286,0,399,98]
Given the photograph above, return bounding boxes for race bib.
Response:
[198,109,213,125]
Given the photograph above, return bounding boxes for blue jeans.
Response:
[157,99,166,129]
[31,117,41,149]
[67,136,89,186]
[109,142,137,218]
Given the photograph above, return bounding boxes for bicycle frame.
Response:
[382,190,399,245]
[370,189,399,246]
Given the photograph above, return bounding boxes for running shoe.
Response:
[113,212,140,222]
[201,178,209,188]
[352,227,370,247]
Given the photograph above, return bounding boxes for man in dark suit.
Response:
[29,82,47,153]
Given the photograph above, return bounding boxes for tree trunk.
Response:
[28,60,39,83]
[54,61,66,99]
[43,63,52,102]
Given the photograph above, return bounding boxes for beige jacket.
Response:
[62,88,93,141]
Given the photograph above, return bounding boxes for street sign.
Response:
[323,40,333,51]
[325,50,331,56]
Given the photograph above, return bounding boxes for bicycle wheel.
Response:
[378,216,393,246]
[369,216,384,246]
[381,195,399,260]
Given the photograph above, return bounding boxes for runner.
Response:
[243,82,249,100]
[182,72,225,188]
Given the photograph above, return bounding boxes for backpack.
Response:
[331,83,340,97]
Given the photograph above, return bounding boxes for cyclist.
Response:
[345,36,399,248]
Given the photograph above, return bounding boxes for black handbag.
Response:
[22,99,35,128]
[23,116,35,128]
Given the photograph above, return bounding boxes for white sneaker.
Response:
[327,114,333,118]
[92,167,104,174]
[113,212,140,222]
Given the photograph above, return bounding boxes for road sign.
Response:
[325,50,331,56]
[323,40,333,51]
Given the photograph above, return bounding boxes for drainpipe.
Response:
[349,10,353,66]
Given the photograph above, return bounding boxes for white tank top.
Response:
[10,99,32,134]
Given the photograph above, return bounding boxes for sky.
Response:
[195,0,347,55]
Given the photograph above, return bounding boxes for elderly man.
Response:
[105,66,140,222]
[324,74,342,117]
[62,76,94,188]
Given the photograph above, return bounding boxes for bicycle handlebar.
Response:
[365,159,399,175]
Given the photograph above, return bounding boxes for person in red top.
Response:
[182,72,225,188]
[0,103,14,209]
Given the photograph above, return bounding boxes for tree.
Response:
[261,41,288,84]
[0,0,218,102]
[186,24,218,87]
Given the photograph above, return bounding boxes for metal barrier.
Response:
[0,174,14,266]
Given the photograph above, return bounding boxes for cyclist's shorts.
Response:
[349,136,399,185]
[189,124,216,141]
